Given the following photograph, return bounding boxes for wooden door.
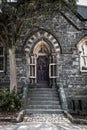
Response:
[37,56,49,83]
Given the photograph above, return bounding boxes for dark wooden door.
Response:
[37,56,49,83]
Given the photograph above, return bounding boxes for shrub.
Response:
[0,88,22,112]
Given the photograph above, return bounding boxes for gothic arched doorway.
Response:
[25,30,61,87]
[37,56,49,84]
[25,37,60,87]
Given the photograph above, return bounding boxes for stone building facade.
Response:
[0,3,87,114]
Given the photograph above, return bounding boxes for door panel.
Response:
[37,56,49,83]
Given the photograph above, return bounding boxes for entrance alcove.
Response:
[25,31,61,87]
[34,40,50,84]
[29,40,57,86]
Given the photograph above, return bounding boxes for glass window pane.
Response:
[0,47,3,55]
[33,66,35,76]
[51,66,53,76]
[30,66,32,76]
[0,57,3,70]
[30,65,35,77]
[50,65,56,77]
[53,65,56,76]
[80,44,87,71]
[81,56,87,70]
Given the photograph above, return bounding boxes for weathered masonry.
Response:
[0,3,87,114]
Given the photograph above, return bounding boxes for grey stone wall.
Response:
[57,49,87,114]
[16,52,27,89]
[0,54,10,89]
[0,8,87,113]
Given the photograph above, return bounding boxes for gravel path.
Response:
[0,114,87,130]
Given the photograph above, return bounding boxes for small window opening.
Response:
[78,100,82,111]
[72,100,75,111]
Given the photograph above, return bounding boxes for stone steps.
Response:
[25,85,62,114]
[29,88,57,91]
[28,100,60,105]
[27,105,61,109]
[29,92,58,95]
[25,109,63,114]
[28,96,59,101]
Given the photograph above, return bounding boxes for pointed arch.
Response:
[24,30,61,54]
[33,40,50,55]
[24,30,61,85]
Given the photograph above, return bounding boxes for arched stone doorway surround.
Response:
[24,30,61,86]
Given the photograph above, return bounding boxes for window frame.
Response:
[77,38,87,73]
[80,44,87,72]
[30,55,36,78]
[0,46,5,72]
[49,55,57,78]
[80,55,87,72]
[49,63,56,78]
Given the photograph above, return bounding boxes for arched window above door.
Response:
[77,38,87,72]
[33,40,50,56]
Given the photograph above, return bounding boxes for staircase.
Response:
[25,85,63,114]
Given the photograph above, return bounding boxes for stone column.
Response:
[26,53,30,84]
